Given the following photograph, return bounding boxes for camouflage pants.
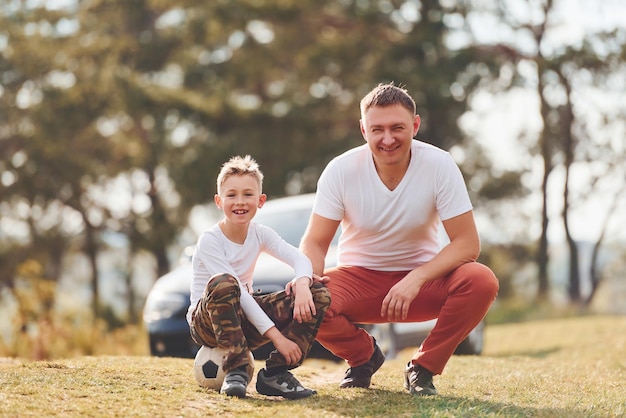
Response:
[190,273,330,373]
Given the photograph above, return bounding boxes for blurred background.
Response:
[1,0,624,359]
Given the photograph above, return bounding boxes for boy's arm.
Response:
[259,224,313,282]
[239,289,275,334]
[193,232,276,335]
[285,277,316,323]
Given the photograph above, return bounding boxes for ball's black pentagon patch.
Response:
[202,360,219,379]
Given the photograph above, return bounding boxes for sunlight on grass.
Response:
[1,315,625,417]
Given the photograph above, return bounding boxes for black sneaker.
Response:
[220,369,249,398]
[339,340,385,389]
[404,362,437,396]
[256,368,317,400]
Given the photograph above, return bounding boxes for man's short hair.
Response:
[360,82,416,117]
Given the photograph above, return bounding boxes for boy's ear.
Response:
[258,193,267,208]
[214,194,222,209]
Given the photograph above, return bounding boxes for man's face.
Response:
[360,104,420,168]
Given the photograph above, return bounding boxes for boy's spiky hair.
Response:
[216,155,264,194]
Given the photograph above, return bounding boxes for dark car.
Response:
[143,193,485,359]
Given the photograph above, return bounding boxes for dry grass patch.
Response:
[1,315,624,417]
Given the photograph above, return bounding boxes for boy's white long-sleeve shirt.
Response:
[186,221,313,335]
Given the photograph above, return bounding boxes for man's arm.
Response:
[300,213,341,276]
[418,210,481,281]
[381,210,480,321]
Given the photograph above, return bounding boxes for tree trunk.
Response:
[557,73,581,303]
[84,221,100,320]
[585,182,626,305]
[125,252,138,324]
[536,72,552,299]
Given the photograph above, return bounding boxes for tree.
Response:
[0,4,116,319]
[3,0,506,325]
[3,0,622,340]
[462,0,626,303]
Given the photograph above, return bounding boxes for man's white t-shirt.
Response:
[314,140,472,271]
[187,221,313,335]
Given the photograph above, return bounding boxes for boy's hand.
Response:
[285,277,316,323]
[266,329,302,365]
[285,276,311,295]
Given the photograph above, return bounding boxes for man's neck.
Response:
[373,154,411,191]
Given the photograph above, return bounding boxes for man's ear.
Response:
[360,119,367,141]
[258,193,267,208]
[214,194,222,209]
[413,114,421,137]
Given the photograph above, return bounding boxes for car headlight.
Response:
[143,291,189,322]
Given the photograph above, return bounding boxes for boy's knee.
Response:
[207,273,240,294]
[311,282,331,308]
[310,281,328,293]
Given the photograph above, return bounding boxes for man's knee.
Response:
[462,262,499,301]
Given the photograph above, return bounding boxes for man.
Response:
[300,83,499,395]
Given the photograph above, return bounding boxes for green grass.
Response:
[1,315,625,417]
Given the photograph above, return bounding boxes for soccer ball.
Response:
[193,345,255,389]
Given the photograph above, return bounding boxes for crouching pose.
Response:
[187,155,330,399]
[300,83,499,395]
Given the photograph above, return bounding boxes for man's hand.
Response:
[380,211,480,321]
[312,273,330,284]
[381,274,422,321]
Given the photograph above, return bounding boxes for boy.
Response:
[187,155,330,399]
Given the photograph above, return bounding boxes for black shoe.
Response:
[404,362,437,396]
[220,369,249,398]
[256,368,317,400]
[339,340,385,389]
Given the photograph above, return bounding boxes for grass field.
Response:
[1,315,625,417]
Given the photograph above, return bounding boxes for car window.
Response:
[255,208,311,247]
[255,206,340,247]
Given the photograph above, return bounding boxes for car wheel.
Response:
[148,335,167,357]
[364,323,398,359]
[454,320,485,355]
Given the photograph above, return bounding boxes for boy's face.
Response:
[214,174,266,225]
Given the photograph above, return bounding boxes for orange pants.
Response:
[316,262,499,375]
